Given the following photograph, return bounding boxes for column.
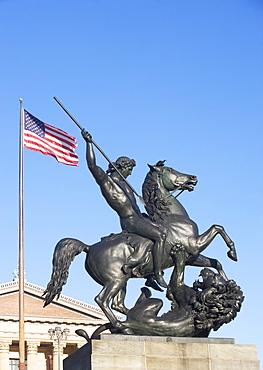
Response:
[47,354,53,370]
[0,341,12,369]
[52,342,66,370]
[27,342,40,370]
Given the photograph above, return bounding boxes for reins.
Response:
[159,171,185,200]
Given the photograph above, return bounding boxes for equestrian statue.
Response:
[43,98,243,337]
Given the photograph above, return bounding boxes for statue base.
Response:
[63,335,260,370]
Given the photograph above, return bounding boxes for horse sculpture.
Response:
[43,161,237,334]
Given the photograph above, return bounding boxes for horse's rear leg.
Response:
[111,284,128,314]
[95,279,133,334]
[189,225,237,261]
[186,254,228,280]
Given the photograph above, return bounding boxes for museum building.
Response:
[0,278,108,369]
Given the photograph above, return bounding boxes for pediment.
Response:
[0,281,107,322]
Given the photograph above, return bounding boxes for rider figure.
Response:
[82,130,168,288]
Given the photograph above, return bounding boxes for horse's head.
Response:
[147,160,198,192]
[142,161,198,221]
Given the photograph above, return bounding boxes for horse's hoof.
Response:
[227,249,238,262]
[145,277,163,292]
[155,274,168,288]
[122,327,134,335]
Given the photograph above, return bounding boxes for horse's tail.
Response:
[43,238,89,307]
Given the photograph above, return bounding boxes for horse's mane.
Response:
[142,161,171,222]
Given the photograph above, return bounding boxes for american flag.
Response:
[23,110,79,166]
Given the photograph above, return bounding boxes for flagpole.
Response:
[18,98,26,370]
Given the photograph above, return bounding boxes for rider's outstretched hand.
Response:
[81,129,92,143]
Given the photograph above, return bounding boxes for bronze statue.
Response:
[44,99,242,337]
[43,159,239,335]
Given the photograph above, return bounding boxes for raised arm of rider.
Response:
[81,129,106,183]
[81,129,92,143]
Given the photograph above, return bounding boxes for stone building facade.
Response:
[0,280,109,369]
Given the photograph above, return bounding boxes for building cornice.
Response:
[0,280,116,320]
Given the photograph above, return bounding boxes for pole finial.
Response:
[19,98,23,102]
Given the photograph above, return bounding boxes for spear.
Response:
[53,97,146,205]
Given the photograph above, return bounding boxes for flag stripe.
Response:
[24,143,77,165]
[45,123,78,148]
[23,110,79,166]
[25,131,78,157]
[44,131,77,152]
[24,132,78,163]
[24,144,78,165]
[24,134,79,164]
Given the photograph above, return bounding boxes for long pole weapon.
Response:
[53,97,146,205]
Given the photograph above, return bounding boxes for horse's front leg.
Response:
[186,254,228,280]
[189,225,237,261]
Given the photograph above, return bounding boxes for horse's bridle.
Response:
[158,168,185,199]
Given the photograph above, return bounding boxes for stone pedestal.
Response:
[64,335,260,370]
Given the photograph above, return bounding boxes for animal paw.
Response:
[122,327,134,335]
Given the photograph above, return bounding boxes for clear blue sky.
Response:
[1,0,262,363]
